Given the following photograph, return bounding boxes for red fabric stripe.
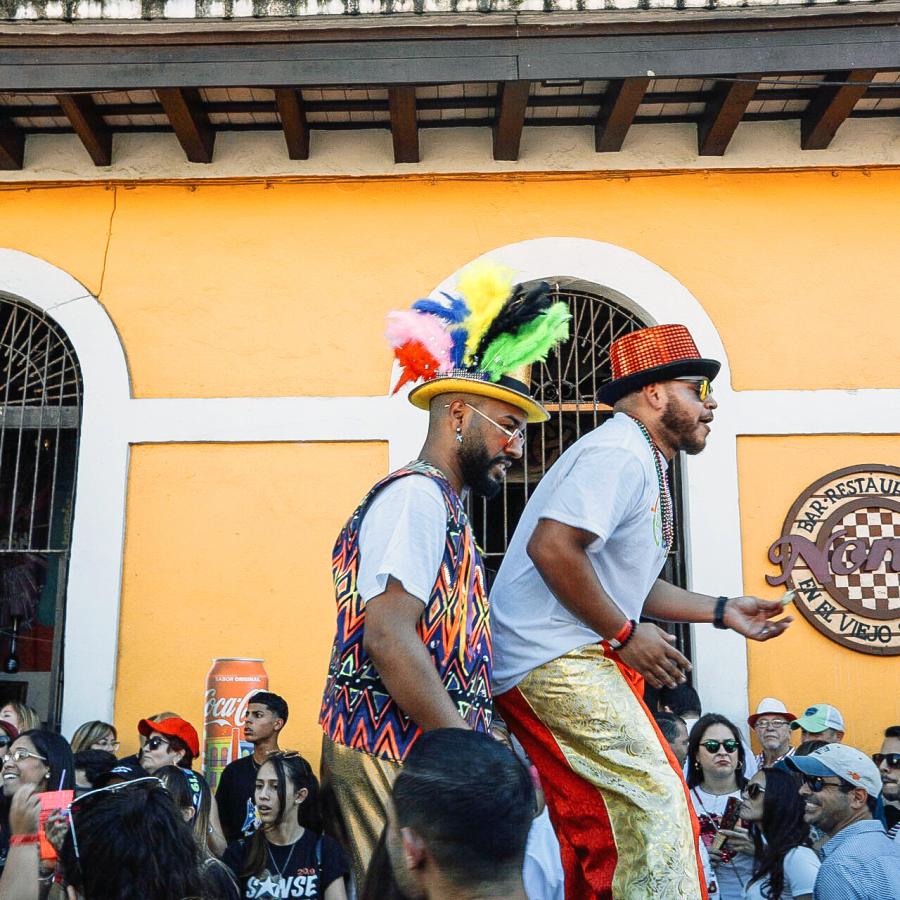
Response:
[604,647,709,900]
[496,687,617,900]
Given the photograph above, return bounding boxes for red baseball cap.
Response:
[138,717,200,758]
[0,720,18,742]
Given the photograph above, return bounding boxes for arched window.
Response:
[0,294,82,727]
[468,278,691,659]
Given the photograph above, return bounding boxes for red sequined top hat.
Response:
[597,324,721,406]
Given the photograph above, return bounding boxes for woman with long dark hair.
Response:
[687,713,753,899]
[223,751,349,900]
[738,767,819,899]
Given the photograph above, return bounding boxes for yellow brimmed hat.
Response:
[386,262,571,424]
[408,365,548,424]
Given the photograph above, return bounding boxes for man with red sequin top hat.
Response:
[318,262,569,889]
[490,323,793,900]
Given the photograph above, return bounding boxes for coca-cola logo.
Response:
[204,688,258,728]
[767,465,900,656]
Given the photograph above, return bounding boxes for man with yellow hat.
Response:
[490,323,793,899]
[318,264,569,888]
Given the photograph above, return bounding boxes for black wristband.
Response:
[618,619,639,650]
[713,596,729,630]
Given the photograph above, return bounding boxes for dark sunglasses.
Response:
[741,782,766,801]
[873,753,900,769]
[701,739,739,754]
[144,736,170,752]
[800,775,847,793]
[0,737,11,750]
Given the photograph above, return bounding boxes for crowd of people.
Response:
[1,274,897,899]
[0,691,895,900]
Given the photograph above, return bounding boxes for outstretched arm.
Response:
[643,579,792,641]
[363,576,469,731]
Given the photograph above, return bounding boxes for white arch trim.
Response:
[0,249,131,737]
[3,244,898,738]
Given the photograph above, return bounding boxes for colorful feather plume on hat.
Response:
[386,262,571,392]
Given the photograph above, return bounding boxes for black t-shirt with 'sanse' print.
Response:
[222,830,349,900]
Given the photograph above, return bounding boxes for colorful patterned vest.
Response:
[319,461,492,762]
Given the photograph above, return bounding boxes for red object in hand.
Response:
[9,834,39,846]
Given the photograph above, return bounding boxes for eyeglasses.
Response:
[676,377,713,402]
[700,739,739,754]
[800,775,848,793]
[67,777,162,865]
[462,403,526,448]
[741,783,766,801]
[0,737,12,750]
[754,719,790,731]
[144,736,170,752]
[873,753,900,769]
[2,748,48,765]
[93,739,120,752]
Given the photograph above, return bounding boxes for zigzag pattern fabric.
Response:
[319,461,492,762]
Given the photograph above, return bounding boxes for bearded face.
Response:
[457,425,516,499]
[659,384,714,456]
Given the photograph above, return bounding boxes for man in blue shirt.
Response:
[787,742,900,899]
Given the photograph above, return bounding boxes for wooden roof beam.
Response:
[56,93,112,166]
[492,80,531,161]
[0,113,24,170]
[156,87,215,163]
[388,86,419,164]
[697,75,759,156]
[801,69,876,150]
[274,88,310,160]
[595,77,650,153]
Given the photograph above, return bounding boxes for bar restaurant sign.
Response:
[767,464,900,656]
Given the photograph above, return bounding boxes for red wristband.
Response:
[609,619,634,649]
[10,834,40,846]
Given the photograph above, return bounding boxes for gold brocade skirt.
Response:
[496,643,706,900]
[320,733,402,892]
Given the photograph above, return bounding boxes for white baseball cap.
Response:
[748,697,797,728]
[786,743,882,798]
[790,703,845,734]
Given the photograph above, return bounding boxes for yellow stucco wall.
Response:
[113,441,388,763]
[1,169,897,762]
[1,169,898,397]
[739,434,900,757]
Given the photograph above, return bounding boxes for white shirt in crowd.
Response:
[491,413,670,694]
[742,846,820,899]
[523,808,565,900]
[356,474,446,604]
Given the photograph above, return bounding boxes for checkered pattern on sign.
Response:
[834,508,900,611]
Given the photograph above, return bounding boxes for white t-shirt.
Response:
[491,413,670,694]
[743,846,820,899]
[356,475,446,604]
[523,808,565,900]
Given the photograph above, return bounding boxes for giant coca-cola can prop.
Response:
[204,657,268,791]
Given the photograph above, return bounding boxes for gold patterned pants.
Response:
[496,643,706,900]
[319,733,402,892]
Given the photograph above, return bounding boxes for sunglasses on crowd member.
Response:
[700,739,740,754]
[2,748,47,765]
[0,736,12,751]
[873,753,900,769]
[799,774,850,794]
[675,377,713,402]
[67,777,163,865]
[741,783,766,801]
[144,736,170,752]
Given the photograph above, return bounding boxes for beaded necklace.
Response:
[627,415,674,549]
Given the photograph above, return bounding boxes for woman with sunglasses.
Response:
[687,713,754,899]
[69,721,118,755]
[735,767,819,900]
[223,751,349,900]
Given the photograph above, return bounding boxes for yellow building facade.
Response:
[0,166,897,763]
